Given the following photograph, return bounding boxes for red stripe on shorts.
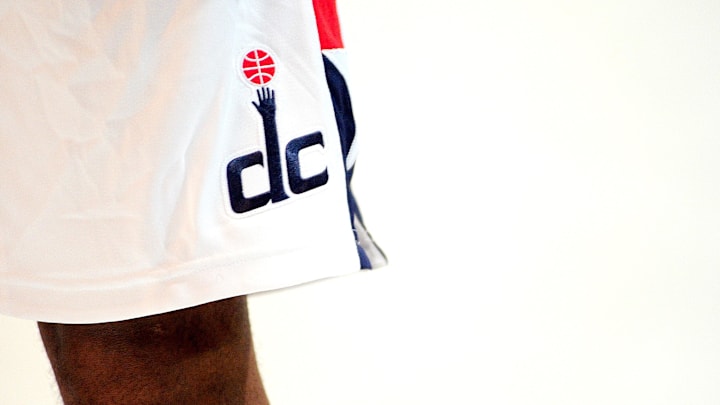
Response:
[312,0,344,50]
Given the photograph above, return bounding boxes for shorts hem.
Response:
[0,241,360,324]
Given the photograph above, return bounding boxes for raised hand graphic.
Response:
[252,87,276,118]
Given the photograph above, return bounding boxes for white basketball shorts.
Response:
[0,0,386,323]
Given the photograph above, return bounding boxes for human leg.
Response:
[38,296,268,405]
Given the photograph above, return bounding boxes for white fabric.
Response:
[0,0,360,323]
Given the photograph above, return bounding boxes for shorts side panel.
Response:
[0,0,363,323]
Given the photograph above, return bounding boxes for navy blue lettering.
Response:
[227,152,271,214]
[286,132,328,194]
[226,88,328,215]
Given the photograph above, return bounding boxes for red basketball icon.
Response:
[241,49,276,86]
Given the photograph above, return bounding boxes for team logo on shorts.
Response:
[227,48,329,215]
[239,48,276,86]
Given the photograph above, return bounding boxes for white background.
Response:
[2,0,720,403]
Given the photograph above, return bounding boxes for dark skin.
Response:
[37,296,269,405]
